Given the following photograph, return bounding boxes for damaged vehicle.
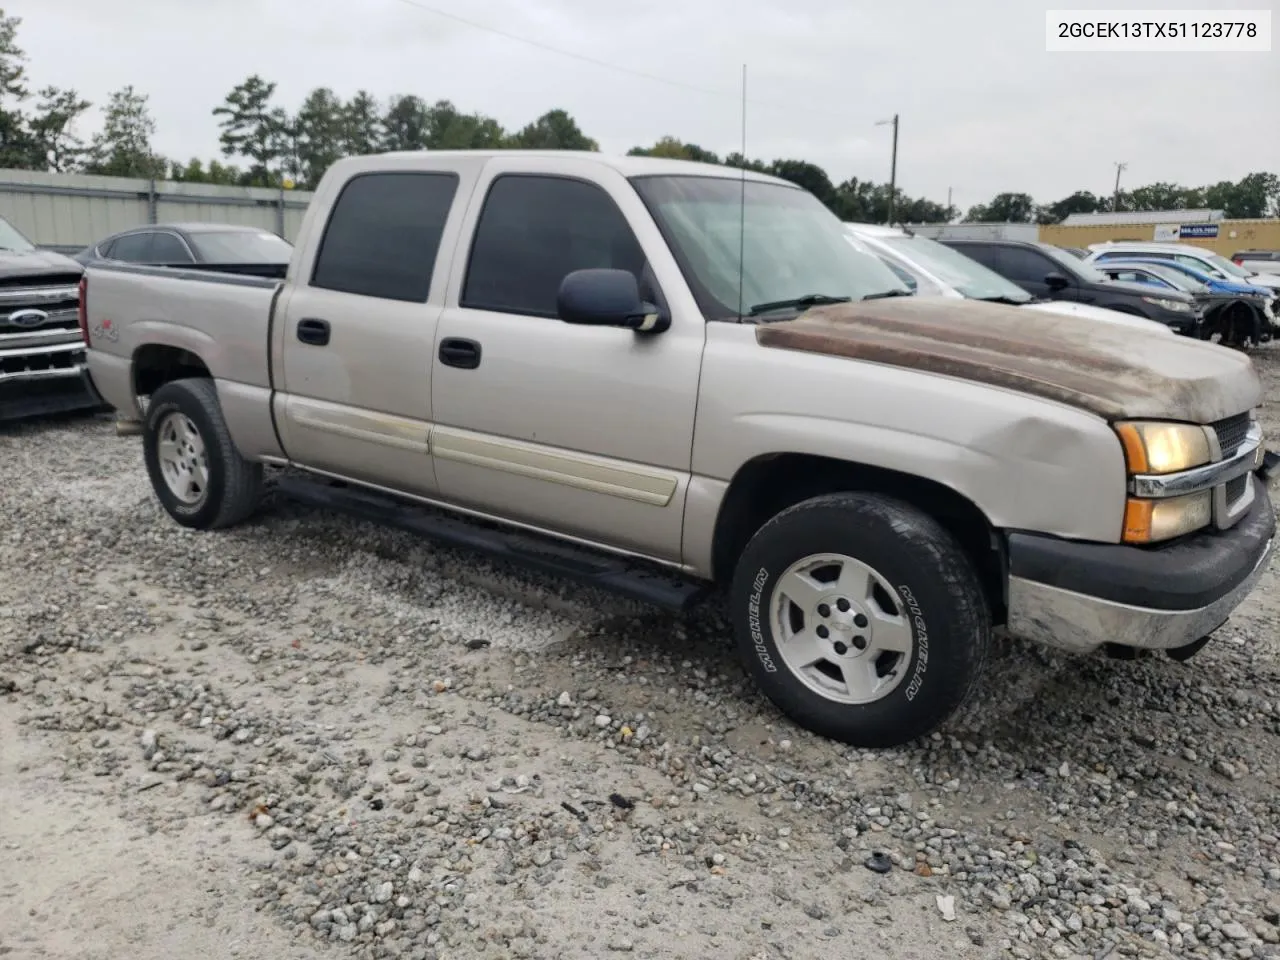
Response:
[80,151,1278,748]
[0,216,102,421]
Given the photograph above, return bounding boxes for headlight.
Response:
[1142,296,1191,313]
[1114,421,1212,475]
[1123,492,1213,544]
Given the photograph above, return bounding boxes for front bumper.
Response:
[0,359,106,422]
[1005,474,1276,654]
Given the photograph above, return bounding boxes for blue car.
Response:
[1100,257,1275,344]
[1105,257,1272,298]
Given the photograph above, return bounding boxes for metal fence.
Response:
[0,168,315,254]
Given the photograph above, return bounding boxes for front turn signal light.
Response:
[1123,492,1213,544]
[1114,421,1212,475]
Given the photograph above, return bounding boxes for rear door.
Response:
[273,163,474,496]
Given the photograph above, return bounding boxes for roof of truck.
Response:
[355,150,795,186]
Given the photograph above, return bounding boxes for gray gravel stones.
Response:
[2,346,1279,959]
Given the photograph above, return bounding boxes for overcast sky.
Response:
[8,0,1278,207]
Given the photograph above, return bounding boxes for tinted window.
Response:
[312,172,458,302]
[463,175,647,318]
[110,233,154,262]
[1000,247,1054,282]
[151,232,194,263]
[950,244,999,270]
[191,230,291,264]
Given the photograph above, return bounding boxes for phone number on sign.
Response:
[1059,20,1257,39]
[1045,9,1271,51]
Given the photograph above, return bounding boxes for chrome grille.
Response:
[0,280,84,386]
[1212,413,1251,459]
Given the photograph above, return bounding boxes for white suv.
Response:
[843,223,1172,335]
[1086,241,1280,296]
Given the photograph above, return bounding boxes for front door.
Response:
[429,157,705,563]
[275,166,469,496]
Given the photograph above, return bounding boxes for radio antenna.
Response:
[736,63,747,323]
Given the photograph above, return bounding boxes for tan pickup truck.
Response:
[80,150,1277,748]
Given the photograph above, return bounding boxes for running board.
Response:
[275,473,709,613]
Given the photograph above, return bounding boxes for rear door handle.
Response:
[439,337,481,370]
[297,318,330,346]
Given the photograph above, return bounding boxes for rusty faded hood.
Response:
[755,297,1261,423]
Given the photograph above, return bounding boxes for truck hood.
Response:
[756,297,1261,423]
[0,248,83,281]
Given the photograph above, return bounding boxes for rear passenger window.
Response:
[151,233,193,263]
[311,172,459,302]
[110,233,154,262]
[462,175,647,318]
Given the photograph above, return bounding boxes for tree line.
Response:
[1,9,1276,224]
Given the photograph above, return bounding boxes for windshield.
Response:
[1139,263,1207,292]
[629,175,909,320]
[880,234,1030,302]
[0,216,36,253]
[189,230,293,264]
[1040,242,1107,282]
[1204,251,1251,278]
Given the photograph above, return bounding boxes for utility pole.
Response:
[876,114,899,225]
[946,186,953,219]
[1113,162,1127,212]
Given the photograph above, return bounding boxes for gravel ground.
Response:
[2,346,1278,960]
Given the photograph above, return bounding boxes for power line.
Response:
[386,0,835,120]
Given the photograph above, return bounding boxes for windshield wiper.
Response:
[748,293,852,316]
[861,289,913,300]
[976,295,1030,305]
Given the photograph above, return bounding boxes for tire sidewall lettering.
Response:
[747,567,777,673]
[898,583,928,701]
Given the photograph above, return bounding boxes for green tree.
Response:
[382,94,431,152]
[84,86,165,178]
[627,137,719,163]
[967,192,1037,222]
[506,108,596,150]
[28,86,90,171]
[341,90,382,156]
[1127,182,1190,212]
[767,159,836,208]
[1040,190,1104,224]
[423,100,505,149]
[214,74,287,186]
[293,87,344,188]
[0,9,40,168]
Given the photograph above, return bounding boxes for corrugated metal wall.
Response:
[0,168,314,253]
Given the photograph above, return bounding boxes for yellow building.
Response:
[1040,210,1280,258]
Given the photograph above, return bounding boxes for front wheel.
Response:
[142,378,263,530]
[730,492,990,748]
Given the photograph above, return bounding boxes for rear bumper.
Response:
[1006,474,1276,654]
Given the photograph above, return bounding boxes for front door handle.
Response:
[439,337,481,370]
[297,318,331,346]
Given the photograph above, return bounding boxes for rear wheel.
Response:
[143,378,262,529]
[730,492,990,748]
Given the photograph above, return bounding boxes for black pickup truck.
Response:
[0,217,102,421]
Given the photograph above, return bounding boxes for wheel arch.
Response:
[709,452,1007,623]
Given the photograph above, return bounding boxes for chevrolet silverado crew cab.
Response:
[80,151,1278,748]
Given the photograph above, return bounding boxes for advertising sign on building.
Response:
[1178,223,1219,239]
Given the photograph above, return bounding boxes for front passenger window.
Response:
[110,233,154,262]
[462,175,648,318]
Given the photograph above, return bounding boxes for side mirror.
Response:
[1044,271,1070,292]
[557,268,669,333]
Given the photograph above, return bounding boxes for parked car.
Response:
[938,238,1204,335]
[0,215,102,421]
[1232,249,1280,273]
[81,150,1276,749]
[73,223,293,279]
[1093,259,1273,345]
[1085,241,1280,307]
[844,223,1172,335]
